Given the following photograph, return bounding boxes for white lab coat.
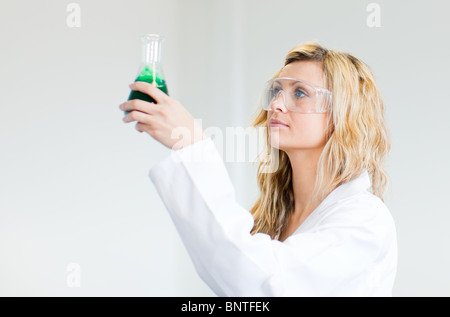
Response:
[149,137,397,297]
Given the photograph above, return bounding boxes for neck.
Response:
[285,146,324,225]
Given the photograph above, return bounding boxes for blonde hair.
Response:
[249,42,390,240]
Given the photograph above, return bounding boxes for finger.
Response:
[135,123,144,133]
[120,98,158,115]
[123,108,153,125]
[129,81,168,104]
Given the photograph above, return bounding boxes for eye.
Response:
[295,89,307,98]
[269,86,281,98]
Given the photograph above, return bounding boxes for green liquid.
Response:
[125,66,168,115]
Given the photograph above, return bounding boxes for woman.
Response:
[120,42,398,296]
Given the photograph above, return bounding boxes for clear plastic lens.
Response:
[262,77,331,113]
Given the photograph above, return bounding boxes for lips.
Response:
[269,118,289,127]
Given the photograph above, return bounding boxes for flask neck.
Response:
[141,34,163,65]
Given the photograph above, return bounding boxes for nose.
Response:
[269,91,288,113]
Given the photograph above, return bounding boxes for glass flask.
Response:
[125,34,169,115]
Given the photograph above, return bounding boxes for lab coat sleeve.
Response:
[148,137,390,296]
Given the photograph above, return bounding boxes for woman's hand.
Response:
[120,82,207,150]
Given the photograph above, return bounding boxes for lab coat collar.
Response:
[293,170,372,234]
[316,170,372,213]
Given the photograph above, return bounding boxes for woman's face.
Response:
[267,61,330,153]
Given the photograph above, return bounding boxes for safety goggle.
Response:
[262,77,332,113]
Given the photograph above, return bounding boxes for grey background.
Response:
[0,0,449,296]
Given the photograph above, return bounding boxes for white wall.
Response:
[1,0,449,296]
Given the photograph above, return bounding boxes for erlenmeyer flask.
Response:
[125,34,169,115]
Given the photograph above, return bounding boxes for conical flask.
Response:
[125,34,169,115]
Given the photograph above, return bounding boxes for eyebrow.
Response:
[274,77,327,90]
[273,80,311,89]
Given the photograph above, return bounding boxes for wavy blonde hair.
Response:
[249,42,390,240]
